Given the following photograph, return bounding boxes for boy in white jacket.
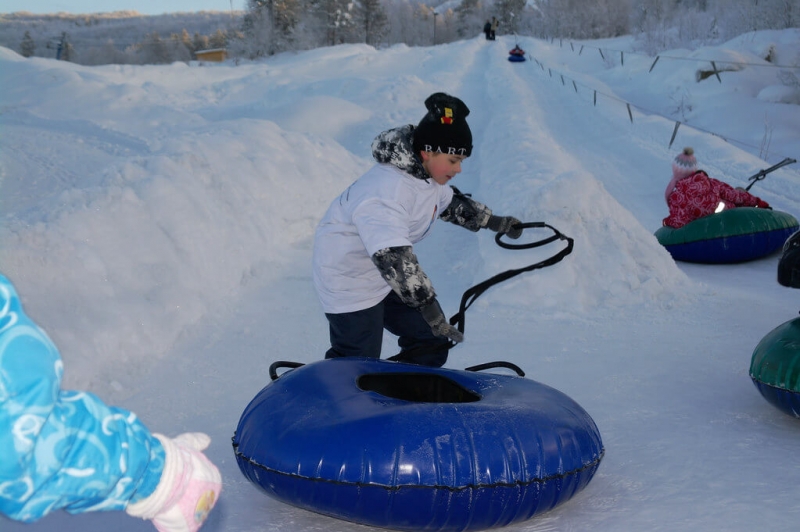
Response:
[312,93,522,367]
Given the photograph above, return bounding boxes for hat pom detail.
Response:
[424,92,471,120]
[672,146,697,179]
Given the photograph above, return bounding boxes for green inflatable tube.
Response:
[655,208,798,263]
[750,317,800,417]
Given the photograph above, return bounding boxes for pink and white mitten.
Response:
[127,433,222,532]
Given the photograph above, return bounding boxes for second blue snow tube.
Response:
[232,358,604,531]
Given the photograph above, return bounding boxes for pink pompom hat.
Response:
[665,147,698,202]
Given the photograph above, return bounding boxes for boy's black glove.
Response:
[486,215,523,239]
[419,299,463,344]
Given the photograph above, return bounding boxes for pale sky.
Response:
[2,0,246,15]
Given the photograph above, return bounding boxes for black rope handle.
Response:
[745,157,796,191]
[449,222,574,334]
[390,222,574,363]
[494,221,561,250]
[464,361,525,377]
[269,360,305,380]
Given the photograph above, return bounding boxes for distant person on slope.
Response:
[483,20,492,40]
[663,147,770,229]
[0,273,221,532]
[312,92,523,368]
[490,17,499,40]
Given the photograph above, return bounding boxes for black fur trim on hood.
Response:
[371,125,430,181]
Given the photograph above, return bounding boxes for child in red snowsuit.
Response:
[663,147,770,229]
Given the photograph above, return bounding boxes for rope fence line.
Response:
[549,37,800,71]
[525,51,798,165]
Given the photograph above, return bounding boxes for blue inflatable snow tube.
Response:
[232,358,604,531]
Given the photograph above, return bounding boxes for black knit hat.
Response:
[412,93,473,157]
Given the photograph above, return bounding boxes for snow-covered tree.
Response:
[233,8,273,57]
[312,0,358,45]
[168,33,193,62]
[209,29,228,48]
[193,32,210,52]
[137,32,171,64]
[80,40,133,65]
[57,33,74,62]
[380,0,438,46]
[20,31,35,57]
[455,0,490,39]
[178,29,194,52]
[433,8,458,44]
[721,0,799,34]
[538,0,629,39]
[356,0,389,46]
[494,0,527,35]
[236,0,302,57]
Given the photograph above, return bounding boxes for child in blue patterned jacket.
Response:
[0,273,221,531]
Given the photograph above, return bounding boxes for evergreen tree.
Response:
[179,29,194,53]
[210,29,228,48]
[237,6,275,57]
[537,0,623,39]
[169,33,193,62]
[312,0,358,46]
[137,32,171,64]
[356,0,389,46]
[255,0,302,37]
[241,0,302,56]
[81,40,131,66]
[495,0,527,35]
[20,31,35,57]
[454,0,482,38]
[193,32,210,52]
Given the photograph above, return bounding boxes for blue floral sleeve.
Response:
[0,274,165,522]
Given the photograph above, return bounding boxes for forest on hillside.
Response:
[0,11,238,64]
[0,0,796,65]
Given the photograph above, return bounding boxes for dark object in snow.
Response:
[777,229,800,288]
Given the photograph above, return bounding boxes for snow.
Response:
[2,29,800,532]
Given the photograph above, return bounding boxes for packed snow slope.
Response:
[1,29,800,532]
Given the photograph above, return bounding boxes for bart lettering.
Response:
[423,145,469,156]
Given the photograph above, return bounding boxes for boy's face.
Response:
[420,151,467,185]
